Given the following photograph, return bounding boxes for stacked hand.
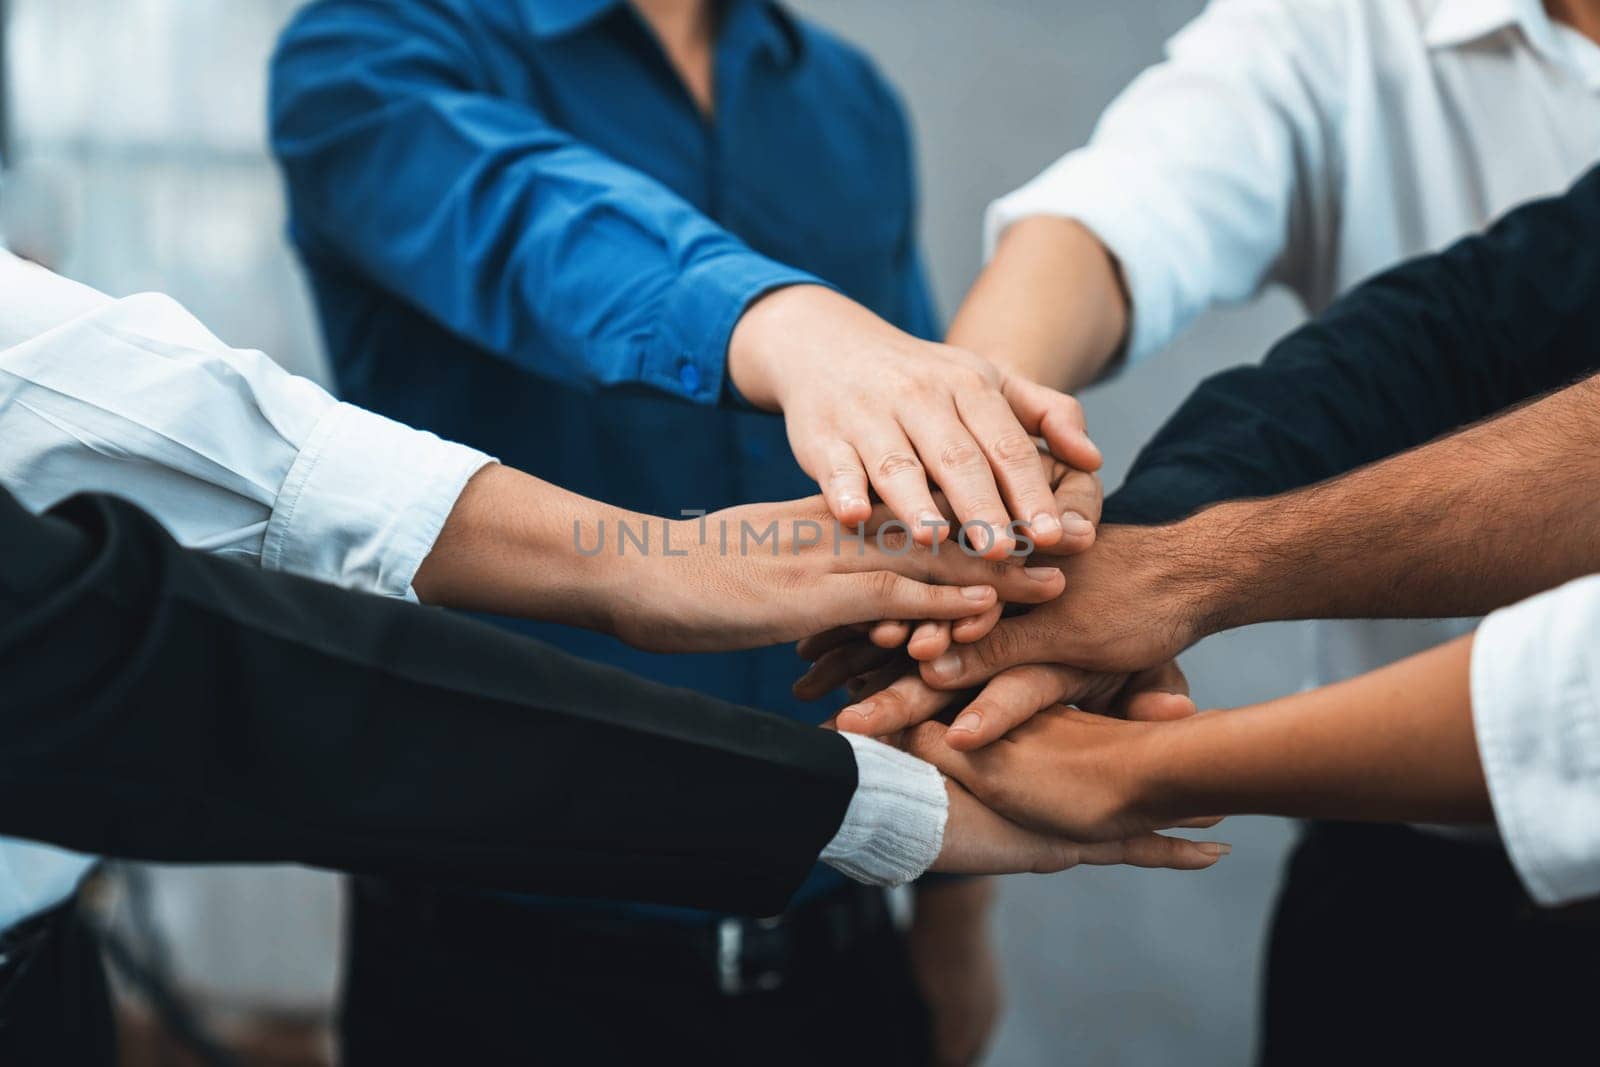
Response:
[794,524,1206,742]
[790,521,1230,870]
[728,284,1104,558]
[604,496,1070,654]
[931,773,1227,874]
[915,710,1225,848]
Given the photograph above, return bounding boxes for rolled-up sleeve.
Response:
[1471,575,1600,907]
[983,0,1343,365]
[0,266,492,600]
[269,1,819,404]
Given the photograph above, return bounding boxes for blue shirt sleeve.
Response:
[268,0,820,405]
[1104,164,1600,525]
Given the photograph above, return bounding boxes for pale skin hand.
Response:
[727,284,1102,560]
[604,498,1069,654]
[909,636,1490,842]
[411,464,1068,654]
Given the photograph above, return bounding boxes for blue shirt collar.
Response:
[519,0,802,66]
[520,0,621,39]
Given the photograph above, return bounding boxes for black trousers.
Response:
[1259,822,1600,1066]
[0,900,116,1067]
[341,879,932,1066]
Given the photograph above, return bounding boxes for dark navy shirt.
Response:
[270,0,936,910]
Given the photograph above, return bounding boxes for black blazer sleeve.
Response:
[1104,164,1600,525]
[0,488,857,916]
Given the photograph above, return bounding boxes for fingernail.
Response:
[928,653,961,681]
[1030,511,1061,539]
[1060,510,1094,537]
[960,585,991,601]
[845,701,876,721]
[950,711,983,733]
[842,495,867,513]
[1024,566,1059,582]
[1198,842,1232,858]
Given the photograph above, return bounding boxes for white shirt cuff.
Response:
[820,732,948,887]
[1471,576,1600,907]
[262,401,494,601]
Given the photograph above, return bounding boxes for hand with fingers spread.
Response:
[727,284,1102,559]
[907,710,1231,851]
[604,496,1066,654]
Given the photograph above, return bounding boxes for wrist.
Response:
[1158,503,1274,640]
[1131,711,1218,827]
[726,283,829,411]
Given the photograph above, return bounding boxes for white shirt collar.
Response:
[1423,0,1533,49]
[1425,0,1600,90]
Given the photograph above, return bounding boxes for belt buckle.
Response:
[716,915,787,996]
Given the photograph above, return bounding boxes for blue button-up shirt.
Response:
[270,0,937,911]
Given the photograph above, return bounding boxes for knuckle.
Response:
[875,450,923,480]
[939,439,985,473]
[992,431,1040,465]
[941,362,992,393]
[866,570,902,602]
[827,464,863,487]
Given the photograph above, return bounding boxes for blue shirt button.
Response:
[678,359,701,393]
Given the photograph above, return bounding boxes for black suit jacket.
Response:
[1105,163,1600,524]
[0,488,856,916]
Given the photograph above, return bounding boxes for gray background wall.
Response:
[6,1,1316,1062]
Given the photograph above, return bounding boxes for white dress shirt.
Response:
[1473,575,1600,906]
[986,0,1600,690]
[0,250,946,927]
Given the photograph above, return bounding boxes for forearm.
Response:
[411,462,634,635]
[946,217,1128,392]
[1165,373,1600,635]
[1147,635,1489,824]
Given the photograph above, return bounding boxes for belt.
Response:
[356,878,906,997]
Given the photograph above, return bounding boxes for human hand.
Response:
[727,285,1101,559]
[866,451,1104,660]
[908,879,1001,1067]
[605,496,1066,654]
[933,776,1226,874]
[917,525,1215,694]
[910,709,1229,848]
[821,657,1195,750]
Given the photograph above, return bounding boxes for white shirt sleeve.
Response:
[820,732,949,887]
[984,0,1346,365]
[1471,575,1600,907]
[0,251,493,600]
